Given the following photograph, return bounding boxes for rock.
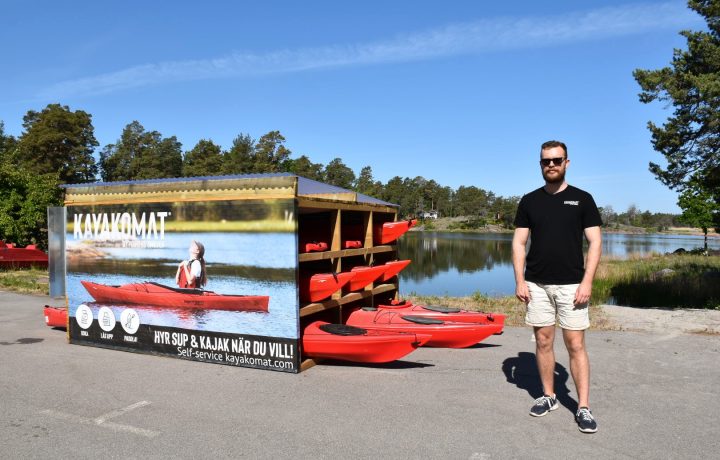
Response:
[653,268,675,279]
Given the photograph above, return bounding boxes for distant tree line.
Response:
[0,103,687,247]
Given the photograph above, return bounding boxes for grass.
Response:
[0,268,49,295]
[405,291,613,330]
[592,254,720,310]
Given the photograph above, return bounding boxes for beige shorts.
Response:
[525,281,589,331]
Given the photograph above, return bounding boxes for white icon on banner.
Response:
[120,309,140,334]
[76,304,93,329]
[98,307,116,332]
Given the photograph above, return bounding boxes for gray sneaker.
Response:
[529,394,558,417]
[575,407,598,433]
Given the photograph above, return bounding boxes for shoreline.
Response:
[409,226,720,238]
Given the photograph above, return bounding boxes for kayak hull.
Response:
[0,245,49,269]
[300,272,356,302]
[379,260,411,282]
[302,321,429,363]
[346,308,501,348]
[44,306,68,328]
[346,266,387,291]
[81,280,269,312]
[373,219,417,245]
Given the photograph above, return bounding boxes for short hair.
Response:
[540,140,567,158]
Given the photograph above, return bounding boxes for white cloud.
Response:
[41,2,700,98]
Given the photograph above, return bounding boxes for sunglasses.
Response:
[540,157,565,167]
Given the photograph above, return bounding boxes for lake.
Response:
[396,232,719,297]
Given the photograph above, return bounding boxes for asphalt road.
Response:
[1,290,718,459]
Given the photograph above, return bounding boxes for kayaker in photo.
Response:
[175,240,207,289]
[512,140,602,434]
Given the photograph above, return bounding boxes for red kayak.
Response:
[44,305,67,328]
[379,260,411,282]
[346,308,502,348]
[378,300,505,328]
[81,280,269,312]
[300,272,356,302]
[302,321,430,363]
[302,241,328,253]
[0,243,49,269]
[373,219,417,245]
[343,240,363,249]
[345,266,387,291]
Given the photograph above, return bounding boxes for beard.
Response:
[543,168,566,184]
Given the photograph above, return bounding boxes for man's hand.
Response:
[574,280,592,306]
[516,281,531,303]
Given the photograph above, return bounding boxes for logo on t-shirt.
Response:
[564,201,579,206]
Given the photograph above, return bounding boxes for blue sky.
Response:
[0,1,704,213]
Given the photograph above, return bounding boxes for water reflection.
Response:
[397,231,720,297]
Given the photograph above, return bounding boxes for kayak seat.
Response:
[423,305,462,314]
[361,307,378,311]
[401,315,444,325]
[319,324,368,336]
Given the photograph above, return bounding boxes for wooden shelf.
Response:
[299,284,397,317]
[298,245,395,262]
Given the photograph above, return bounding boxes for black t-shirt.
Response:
[514,185,602,284]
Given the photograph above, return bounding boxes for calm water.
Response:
[397,232,720,297]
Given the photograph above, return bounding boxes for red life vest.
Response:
[177,260,201,288]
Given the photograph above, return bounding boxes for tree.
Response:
[0,121,18,163]
[253,131,291,173]
[0,163,62,247]
[284,155,324,181]
[323,158,355,189]
[16,104,98,183]
[182,139,224,177]
[633,1,720,207]
[354,166,382,197]
[223,134,255,174]
[100,121,182,181]
[678,182,718,251]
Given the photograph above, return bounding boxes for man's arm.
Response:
[575,225,602,305]
[512,227,531,303]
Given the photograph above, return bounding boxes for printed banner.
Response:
[66,199,300,373]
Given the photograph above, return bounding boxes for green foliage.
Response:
[0,121,18,163]
[15,104,98,183]
[183,139,224,177]
[354,166,382,197]
[283,155,324,181]
[323,157,355,188]
[678,182,718,249]
[0,163,62,248]
[99,121,182,181]
[252,131,291,173]
[222,134,255,174]
[633,1,720,209]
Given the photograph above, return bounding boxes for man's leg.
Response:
[534,325,556,396]
[562,329,589,408]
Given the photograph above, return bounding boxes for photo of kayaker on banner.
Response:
[66,199,298,338]
[175,240,207,288]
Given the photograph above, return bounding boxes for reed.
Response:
[592,254,720,309]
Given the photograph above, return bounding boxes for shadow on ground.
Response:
[502,351,577,413]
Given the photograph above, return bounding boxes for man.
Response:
[512,140,602,433]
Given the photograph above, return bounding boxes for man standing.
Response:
[512,140,602,433]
